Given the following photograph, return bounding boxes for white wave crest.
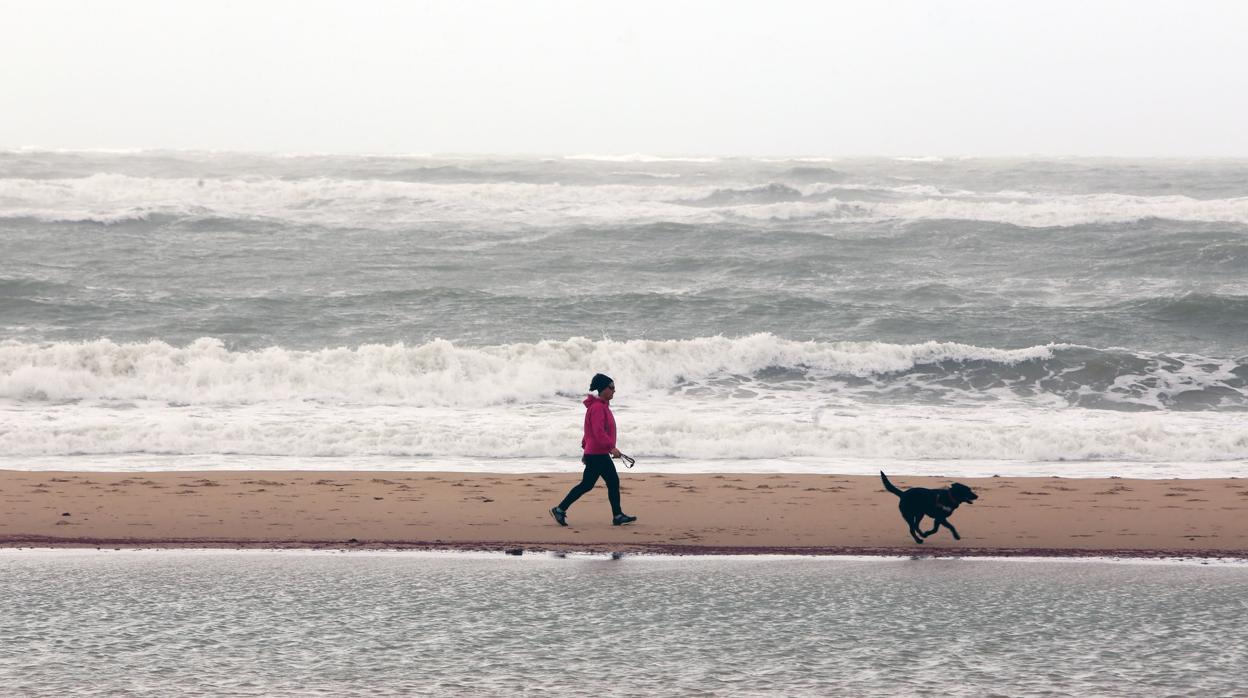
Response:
[728,193,1248,227]
[4,174,1247,228]
[0,336,1059,406]
[0,174,701,228]
[3,337,1244,465]
[564,153,720,163]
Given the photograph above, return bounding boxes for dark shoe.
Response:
[549,507,567,526]
[612,513,637,526]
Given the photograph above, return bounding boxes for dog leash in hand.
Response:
[616,453,636,468]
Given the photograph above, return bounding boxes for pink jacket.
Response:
[581,394,617,455]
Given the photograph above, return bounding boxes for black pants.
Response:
[558,454,622,516]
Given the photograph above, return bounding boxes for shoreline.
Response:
[4,538,1245,561]
[2,470,1244,558]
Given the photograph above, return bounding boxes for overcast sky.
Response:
[3,0,1246,157]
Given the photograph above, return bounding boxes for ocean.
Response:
[1,151,1246,476]
[2,550,1245,697]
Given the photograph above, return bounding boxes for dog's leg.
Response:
[921,519,941,538]
[942,519,961,540]
[906,513,925,544]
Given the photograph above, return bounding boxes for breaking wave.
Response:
[684,183,806,206]
[3,336,1246,463]
[2,335,1243,410]
[564,153,720,163]
[4,174,1248,229]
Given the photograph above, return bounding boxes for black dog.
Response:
[880,471,978,544]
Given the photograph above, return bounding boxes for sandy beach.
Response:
[2,470,1243,557]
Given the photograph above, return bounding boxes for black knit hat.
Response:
[589,373,614,392]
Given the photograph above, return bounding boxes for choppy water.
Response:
[2,151,1247,475]
[1,551,1244,697]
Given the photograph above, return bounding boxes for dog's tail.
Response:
[880,471,904,497]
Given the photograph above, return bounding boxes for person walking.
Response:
[550,373,637,527]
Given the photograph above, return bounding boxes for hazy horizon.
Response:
[7,148,1248,161]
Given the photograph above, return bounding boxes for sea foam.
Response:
[0,335,1066,406]
[2,336,1246,466]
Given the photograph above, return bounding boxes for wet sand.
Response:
[2,471,1245,557]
